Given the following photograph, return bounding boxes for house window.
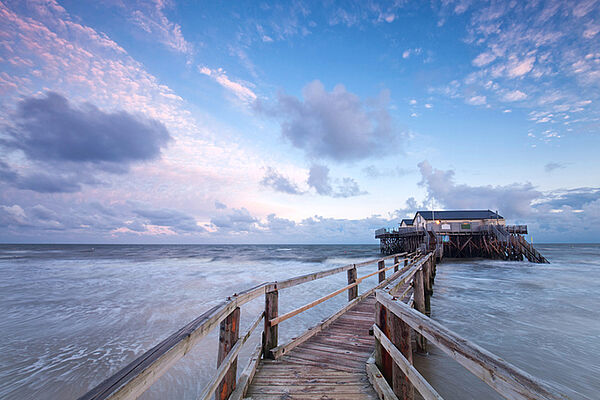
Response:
[461,223,471,230]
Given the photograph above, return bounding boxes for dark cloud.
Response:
[537,188,600,210]
[418,160,540,218]
[307,164,333,195]
[307,164,366,198]
[544,162,566,172]
[261,167,303,194]
[1,92,172,193]
[133,208,203,232]
[16,173,83,193]
[6,92,171,165]
[211,208,259,232]
[256,80,399,162]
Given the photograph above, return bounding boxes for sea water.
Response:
[0,244,598,399]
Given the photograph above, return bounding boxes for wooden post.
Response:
[375,301,393,385]
[389,306,414,400]
[263,286,278,359]
[423,260,432,317]
[378,260,385,283]
[404,258,408,270]
[347,265,358,301]
[216,306,240,400]
[413,268,427,352]
[394,256,399,272]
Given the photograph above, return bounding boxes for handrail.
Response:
[269,261,402,327]
[79,251,408,400]
[373,324,443,400]
[375,289,567,400]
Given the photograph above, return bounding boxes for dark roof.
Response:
[401,219,414,225]
[415,210,503,220]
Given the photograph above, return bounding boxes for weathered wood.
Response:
[373,325,442,400]
[78,299,241,400]
[228,342,261,400]
[366,354,400,400]
[375,301,393,386]
[412,268,427,352]
[387,307,414,400]
[200,311,263,400]
[269,262,400,327]
[214,307,240,400]
[376,291,567,400]
[263,287,278,359]
[348,265,358,301]
[378,260,386,283]
[394,256,400,272]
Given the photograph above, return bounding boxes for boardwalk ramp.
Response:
[246,296,378,400]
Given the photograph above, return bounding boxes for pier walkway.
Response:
[246,295,378,399]
[79,251,567,400]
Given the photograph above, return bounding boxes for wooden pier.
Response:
[79,251,566,400]
[376,210,549,263]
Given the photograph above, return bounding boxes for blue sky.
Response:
[0,0,599,243]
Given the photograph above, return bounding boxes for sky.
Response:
[0,0,599,244]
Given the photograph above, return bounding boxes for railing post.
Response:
[404,258,408,270]
[423,259,432,317]
[413,268,427,352]
[375,301,393,384]
[394,255,399,272]
[216,306,240,400]
[347,265,358,301]
[378,259,385,283]
[389,301,414,400]
[263,285,278,359]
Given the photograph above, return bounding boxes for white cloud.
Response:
[199,66,257,102]
[503,90,528,102]
[466,95,487,105]
[472,52,496,67]
[507,57,535,78]
[424,103,433,108]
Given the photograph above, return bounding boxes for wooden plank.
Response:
[78,300,234,400]
[228,342,261,400]
[214,307,240,400]
[199,311,263,400]
[270,263,399,327]
[263,287,278,358]
[366,354,399,400]
[378,260,386,283]
[348,265,358,301]
[376,291,567,400]
[387,305,414,400]
[373,325,443,400]
[412,268,427,352]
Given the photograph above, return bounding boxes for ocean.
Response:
[0,244,598,399]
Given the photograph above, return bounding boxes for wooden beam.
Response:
[376,291,567,400]
[215,307,240,400]
[200,311,263,400]
[366,354,400,400]
[412,268,427,352]
[348,265,358,301]
[263,287,278,359]
[228,342,262,400]
[379,260,386,283]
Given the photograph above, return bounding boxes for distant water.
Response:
[0,244,598,399]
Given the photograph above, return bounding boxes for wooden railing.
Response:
[371,252,566,400]
[78,250,419,400]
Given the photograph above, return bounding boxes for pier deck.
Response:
[246,295,378,400]
[80,251,566,400]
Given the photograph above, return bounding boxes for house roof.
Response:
[415,210,503,220]
[401,219,414,225]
